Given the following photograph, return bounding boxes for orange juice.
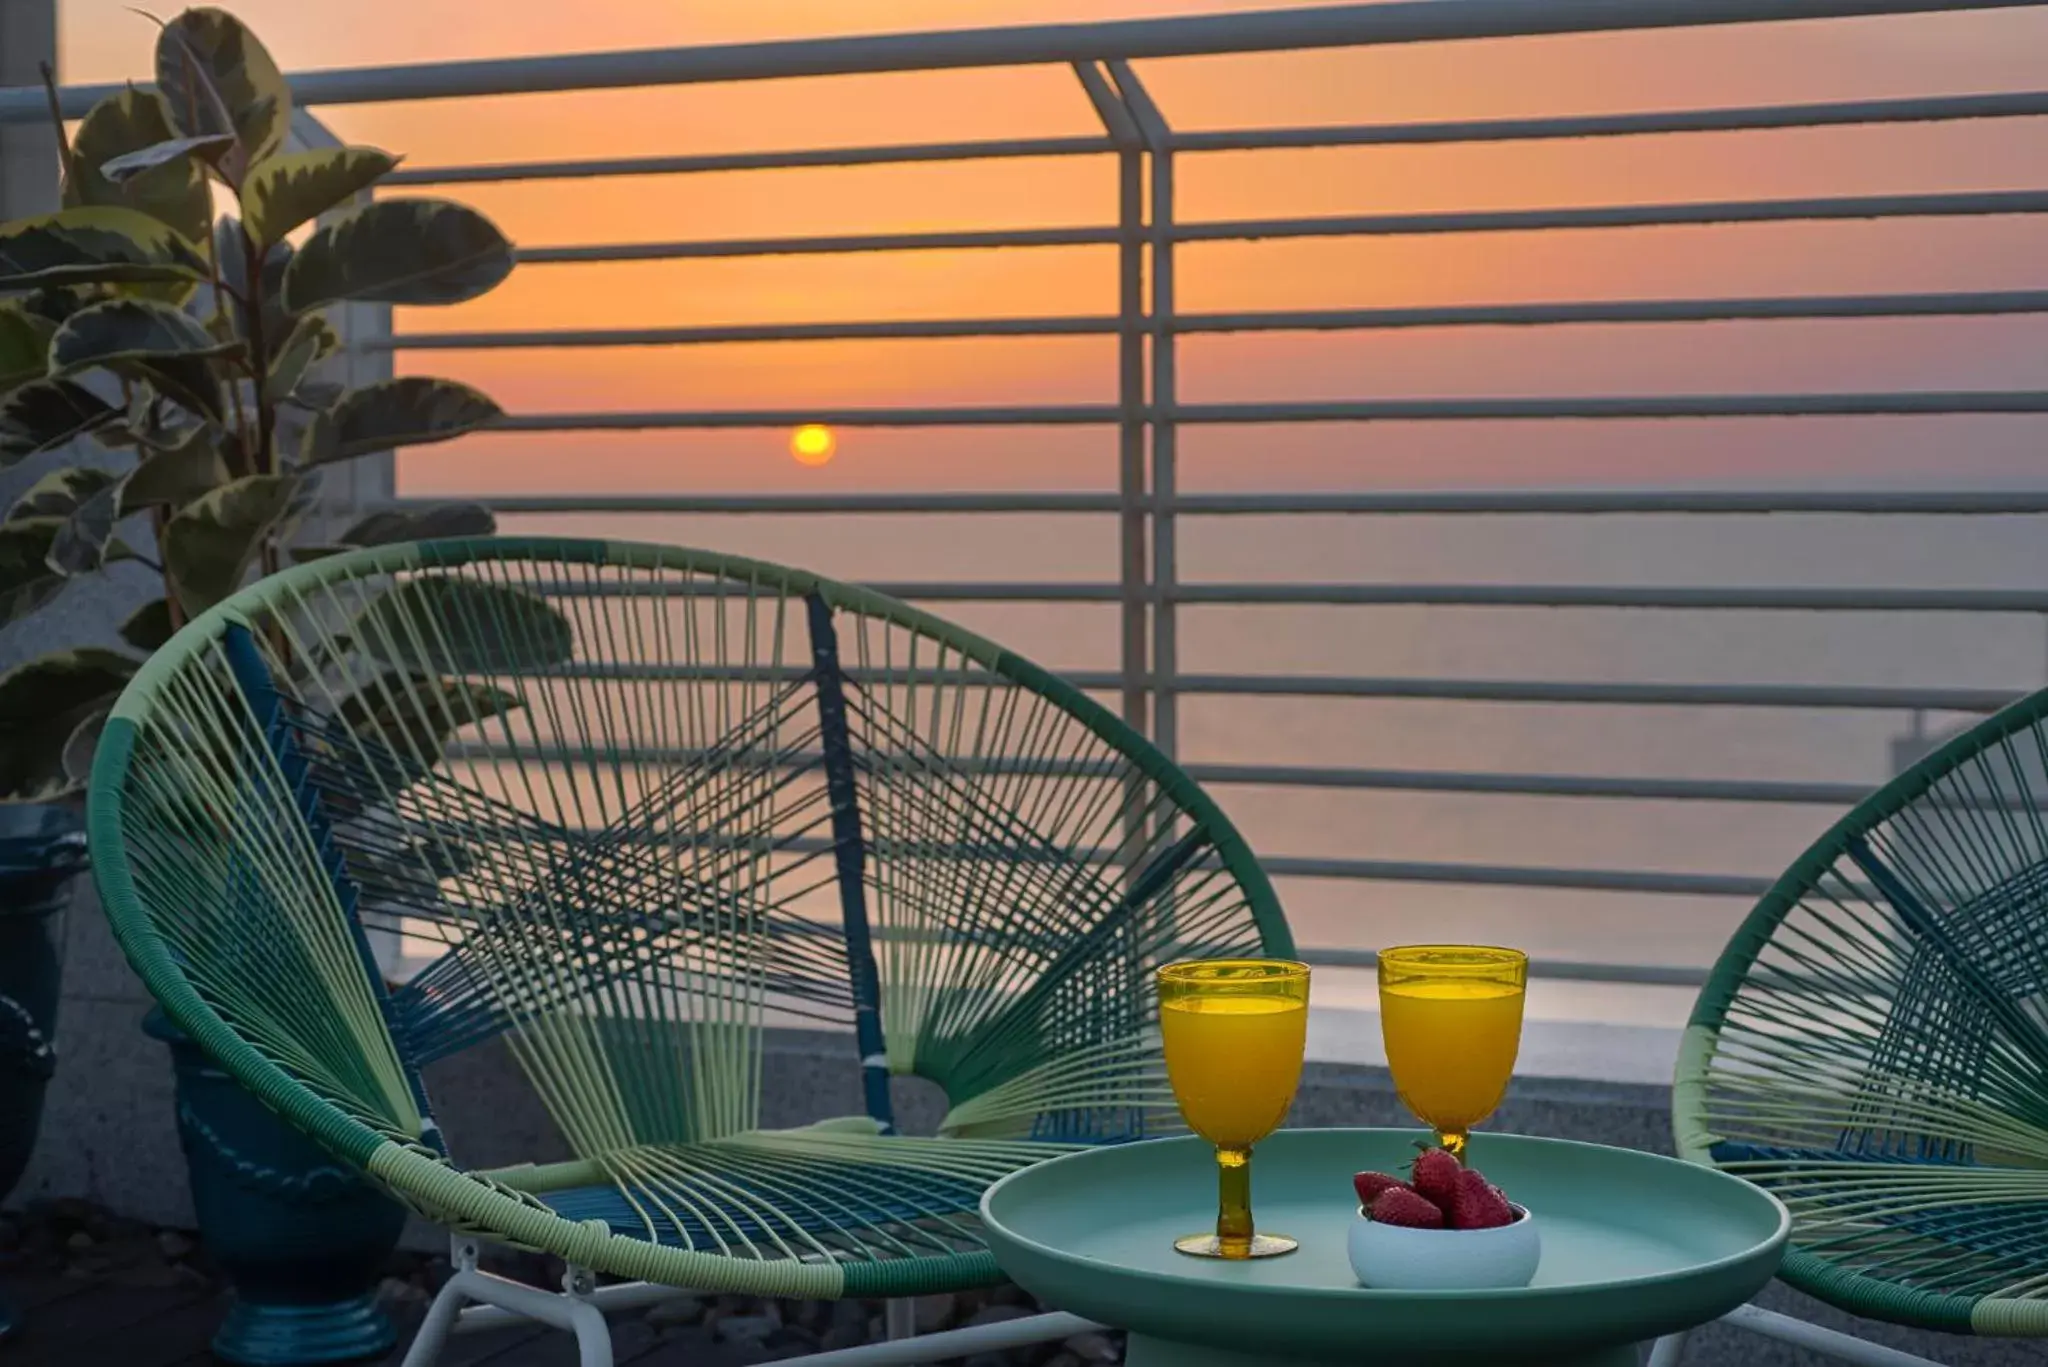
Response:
[1160,994,1308,1146]
[1379,978,1525,1132]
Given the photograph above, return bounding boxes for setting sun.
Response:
[790,424,836,467]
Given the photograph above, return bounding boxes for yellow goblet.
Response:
[1158,958,1310,1259]
[1377,945,1528,1160]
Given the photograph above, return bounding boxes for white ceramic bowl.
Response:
[1347,1204,1540,1290]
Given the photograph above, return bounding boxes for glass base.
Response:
[1173,1232,1298,1259]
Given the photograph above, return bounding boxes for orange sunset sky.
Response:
[53,2,2048,499]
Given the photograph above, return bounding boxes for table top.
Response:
[981,1128,1788,1361]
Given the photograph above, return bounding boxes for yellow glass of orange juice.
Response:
[1158,958,1310,1259]
[1377,945,1527,1160]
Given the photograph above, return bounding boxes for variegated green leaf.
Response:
[0,381,121,467]
[0,305,53,395]
[263,313,337,404]
[0,518,67,626]
[353,576,574,674]
[0,206,209,293]
[337,672,522,779]
[4,467,116,522]
[155,7,291,178]
[47,483,125,575]
[243,147,401,246]
[282,199,513,313]
[119,597,177,652]
[65,88,214,249]
[0,649,140,801]
[163,473,298,616]
[121,433,231,511]
[50,298,239,422]
[340,502,495,547]
[101,133,237,183]
[304,378,501,466]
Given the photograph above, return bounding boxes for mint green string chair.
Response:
[1675,688,2048,1343]
[87,537,1288,1360]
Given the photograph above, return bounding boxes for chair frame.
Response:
[90,537,1290,1364]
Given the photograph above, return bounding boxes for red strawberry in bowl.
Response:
[1351,1171,1407,1207]
[1447,1166,1518,1230]
[1367,1186,1445,1229]
[1409,1145,1462,1208]
[1348,1144,1539,1289]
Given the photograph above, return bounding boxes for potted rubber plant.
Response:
[0,9,560,1361]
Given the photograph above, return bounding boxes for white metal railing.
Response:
[12,0,2047,993]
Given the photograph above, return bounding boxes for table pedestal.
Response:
[1126,1334,1639,1367]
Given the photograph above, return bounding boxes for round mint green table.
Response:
[981,1129,1788,1367]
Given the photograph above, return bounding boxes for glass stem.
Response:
[1216,1145,1253,1257]
[1439,1128,1469,1162]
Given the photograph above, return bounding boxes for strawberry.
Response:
[1352,1171,1408,1207]
[1446,1167,1518,1230]
[1369,1186,1446,1229]
[1408,1145,1462,1209]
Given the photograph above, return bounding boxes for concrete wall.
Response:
[0,0,57,223]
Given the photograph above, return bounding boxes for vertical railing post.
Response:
[1072,64,1150,745]
[1112,63,1179,762]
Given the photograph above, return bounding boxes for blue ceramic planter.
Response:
[144,1009,406,1366]
[0,804,87,1342]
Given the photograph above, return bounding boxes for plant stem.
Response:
[36,64,75,194]
[153,506,183,632]
[239,229,272,476]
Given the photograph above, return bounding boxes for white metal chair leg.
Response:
[1719,1303,1949,1367]
[566,1295,612,1367]
[402,1238,483,1367]
[400,1238,614,1367]
[399,1273,468,1367]
[1645,1330,1691,1367]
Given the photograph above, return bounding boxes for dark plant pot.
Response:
[143,1008,405,1366]
[0,804,87,1342]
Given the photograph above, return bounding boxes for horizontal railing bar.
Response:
[1170,674,2015,711]
[1176,91,2048,152]
[532,579,1128,601]
[472,658,2018,712]
[492,392,2047,431]
[1297,947,1710,987]
[458,810,1767,902]
[418,489,2048,517]
[1260,855,1771,897]
[492,193,2048,271]
[847,581,2048,610]
[1169,489,2048,515]
[519,226,1118,263]
[1176,392,2048,420]
[1176,290,2048,332]
[494,405,1119,430]
[385,135,1112,186]
[1166,583,2048,610]
[377,316,1120,350]
[436,493,1126,514]
[374,290,2048,353]
[18,0,2036,120]
[1187,763,1872,804]
[1176,191,2048,242]
[446,738,1873,805]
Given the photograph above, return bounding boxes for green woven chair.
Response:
[87,537,1288,1366]
[1673,688,2048,1354]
